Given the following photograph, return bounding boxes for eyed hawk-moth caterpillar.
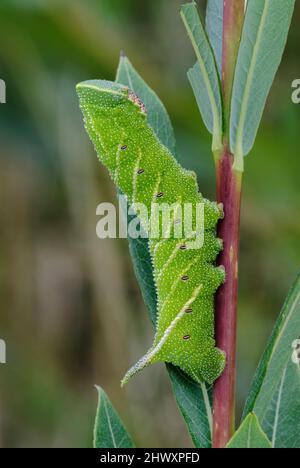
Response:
[77,80,226,385]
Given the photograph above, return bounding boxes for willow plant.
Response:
[77,0,298,449]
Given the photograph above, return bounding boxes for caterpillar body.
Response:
[77,80,226,385]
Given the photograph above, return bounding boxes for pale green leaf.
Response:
[94,386,134,448]
[227,414,271,449]
[181,2,223,151]
[116,55,213,448]
[244,272,300,448]
[205,0,223,76]
[230,0,295,170]
[187,0,223,132]
[188,63,215,138]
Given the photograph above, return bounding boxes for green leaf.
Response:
[244,272,300,448]
[94,386,135,448]
[187,64,215,140]
[127,233,157,327]
[230,0,295,171]
[205,0,223,76]
[115,55,213,448]
[187,0,224,142]
[181,2,223,152]
[227,414,271,449]
[167,365,212,448]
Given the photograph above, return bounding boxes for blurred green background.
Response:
[0,0,299,448]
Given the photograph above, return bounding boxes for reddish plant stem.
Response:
[213,149,242,448]
[212,0,245,449]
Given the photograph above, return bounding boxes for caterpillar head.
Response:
[76,80,148,172]
[76,80,147,116]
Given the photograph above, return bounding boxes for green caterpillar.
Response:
[77,80,226,385]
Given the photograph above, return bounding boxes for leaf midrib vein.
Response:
[271,365,287,448]
[103,397,117,448]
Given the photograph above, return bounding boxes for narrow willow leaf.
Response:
[94,386,135,448]
[188,64,215,138]
[227,414,271,449]
[77,80,225,385]
[116,56,214,448]
[181,2,223,151]
[167,364,212,448]
[127,232,157,326]
[230,0,295,171]
[205,0,223,76]
[244,272,300,448]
